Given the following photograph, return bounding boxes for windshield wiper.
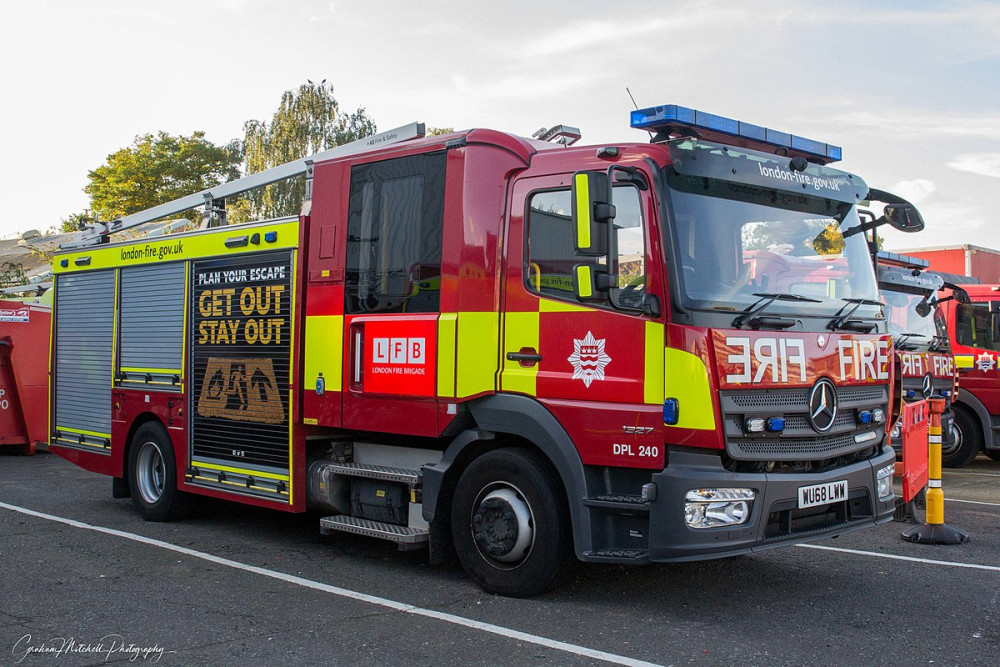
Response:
[828,298,881,333]
[929,334,950,353]
[733,292,821,329]
[893,332,927,350]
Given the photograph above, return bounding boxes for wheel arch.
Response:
[423,394,593,558]
[954,391,991,448]
[118,413,169,489]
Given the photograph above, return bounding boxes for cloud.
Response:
[946,153,1000,178]
[823,110,1000,141]
[891,179,937,205]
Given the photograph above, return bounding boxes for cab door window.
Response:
[956,302,1000,352]
[525,185,646,310]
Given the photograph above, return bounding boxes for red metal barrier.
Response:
[900,400,928,503]
[0,338,30,452]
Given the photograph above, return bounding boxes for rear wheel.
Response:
[451,448,570,597]
[127,422,193,521]
[944,408,982,468]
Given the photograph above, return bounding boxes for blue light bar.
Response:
[630,104,842,163]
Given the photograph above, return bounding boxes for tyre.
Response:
[944,408,982,468]
[451,448,571,597]
[127,422,193,521]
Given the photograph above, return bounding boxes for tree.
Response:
[0,261,27,288]
[84,131,241,224]
[58,211,91,234]
[239,81,377,221]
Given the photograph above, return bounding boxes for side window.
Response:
[956,303,1000,352]
[346,153,445,314]
[525,185,646,310]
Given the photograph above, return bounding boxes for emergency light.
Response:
[630,104,842,164]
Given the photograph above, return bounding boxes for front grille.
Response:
[721,385,888,462]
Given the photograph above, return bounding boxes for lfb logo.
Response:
[568,331,611,388]
[372,338,426,365]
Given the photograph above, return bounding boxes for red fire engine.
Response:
[935,283,1000,462]
[49,106,917,596]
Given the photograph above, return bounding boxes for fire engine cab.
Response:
[49,106,915,596]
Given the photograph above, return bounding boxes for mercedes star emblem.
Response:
[921,373,934,399]
[808,378,838,433]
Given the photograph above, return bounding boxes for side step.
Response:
[582,549,650,564]
[583,494,650,513]
[320,515,429,551]
[323,462,419,484]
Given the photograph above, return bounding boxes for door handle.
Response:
[507,348,542,367]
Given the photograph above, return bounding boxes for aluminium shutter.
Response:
[119,263,184,385]
[54,270,115,446]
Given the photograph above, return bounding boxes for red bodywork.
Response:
[900,245,1000,284]
[938,284,1000,428]
[0,300,50,454]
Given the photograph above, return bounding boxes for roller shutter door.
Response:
[54,270,115,451]
[119,263,184,388]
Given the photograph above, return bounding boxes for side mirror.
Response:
[572,171,614,256]
[915,297,931,318]
[955,289,971,305]
[573,264,615,300]
[883,203,924,233]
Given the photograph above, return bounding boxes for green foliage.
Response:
[239,81,377,221]
[427,127,455,136]
[811,223,845,255]
[58,211,90,233]
[84,132,241,224]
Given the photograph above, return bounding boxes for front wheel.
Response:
[451,448,570,597]
[944,408,982,468]
[127,422,193,521]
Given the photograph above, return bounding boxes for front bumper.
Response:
[646,445,896,562]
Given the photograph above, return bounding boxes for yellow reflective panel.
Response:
[304,315,344,392]
[437,313,458,398]
[574,173,591,250]
[501,311,540,396]
[643,322,665,404]
[664,347,716,430]
[456,312,500,397]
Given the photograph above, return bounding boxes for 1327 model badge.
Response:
[568,331,611,387]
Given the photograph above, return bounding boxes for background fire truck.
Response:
[48,106,916,596]
[934,283,1000,463]
[0,293,51,455]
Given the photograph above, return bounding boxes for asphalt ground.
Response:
[1,448,998,666]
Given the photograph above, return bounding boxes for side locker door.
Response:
[501,174,666,470]
[341,152,447,436]
[188,249,296,504]
[52,269,116,453]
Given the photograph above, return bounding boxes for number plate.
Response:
[797,480,848,509]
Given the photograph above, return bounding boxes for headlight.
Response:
[876,464,895,501]
[684,488,755,529]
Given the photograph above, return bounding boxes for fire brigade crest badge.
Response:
[568,331,611,388]
[976,351,996,372]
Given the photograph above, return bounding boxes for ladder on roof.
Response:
[62,122,426,249]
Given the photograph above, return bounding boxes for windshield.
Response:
[881,290,949,350]
[662,158,880,322]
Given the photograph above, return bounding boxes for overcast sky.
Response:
[2,0,998,252]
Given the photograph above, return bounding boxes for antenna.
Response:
[626,87,653,138]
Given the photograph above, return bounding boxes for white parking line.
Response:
[943,470,1000,478]
[0,501,661,667]
[947,498,1000,507]
[798,543,1000,571]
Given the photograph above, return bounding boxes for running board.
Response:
[320,515,429,551]
[323,462,419,485]
[582,549,649,564]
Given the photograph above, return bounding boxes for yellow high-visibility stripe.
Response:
[53,220,299,273]
[56,426,111,438]
[120,367,182,375]
[437,313,458,398]
[955,355,974,369]
[456,311,499,397]
[575,266,592,298]
[663,347,716,430]
[304,315,344,393]
[643,322,665,404]
[539,298,590,313]
[501,311,540,396]
[191,460,290,482]
[574,173,591,250]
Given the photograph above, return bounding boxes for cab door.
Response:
[500,172,666,469]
